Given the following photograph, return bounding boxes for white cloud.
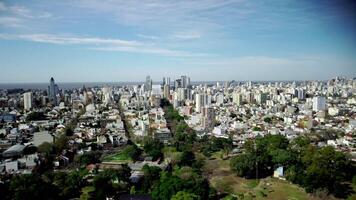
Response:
[66,0,246,31]
[92,46,208,57]
[0,17,23,27]
[0,33,207,57]
[4,34,142,46]
[0,2,6,11]
[173,31,202,40]
[0,2,52,28]
[137,34,160,40]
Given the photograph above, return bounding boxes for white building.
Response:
[233,92,242,105]
[23,92,33,110]
[312,96,326,111]
[163,84,170,99]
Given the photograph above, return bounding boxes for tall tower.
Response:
[145,75,152,91]
[313,96,326,111]
[163,84,170,99]
[23,92,33,110]
[49,77,58,105]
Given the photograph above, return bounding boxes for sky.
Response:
[0,0,355,82]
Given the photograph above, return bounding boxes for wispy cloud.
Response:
[0,2,52,27]
[137,34,160,40]
[0,34,142,46]
[0,17,23,28]
[65,0,246,32]
[92,46,210,57]
[0,33,207,57]
[10,5,52,19]
[173,31,202,40]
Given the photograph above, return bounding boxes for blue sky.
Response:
[0,0,355,82]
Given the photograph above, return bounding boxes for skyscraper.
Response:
[202,106,215,131]
[48,77,58,105]
[313,96,326,111]
[145,75,152,91]
[163,84,170,99]
[23,92,33,110]
[233,92,242,105]
[180,75,190,88]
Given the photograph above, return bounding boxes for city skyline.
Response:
[0,0,356,82]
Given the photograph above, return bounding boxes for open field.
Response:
[203,152,339,200]
[102,151,132,162]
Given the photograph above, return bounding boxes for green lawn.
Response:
[103,151,131,162]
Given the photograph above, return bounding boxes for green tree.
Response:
[123,145,142,161]
[151,173,185,200]
[171,191,200,200]
[230,153,257,178]
[37,142,53,155]
[93,167,131,199]
[143,138,164,160]
[75,151,102,166]
[54,134,68,154]
[9,174,58,200]
[140,165,162,192]
[178,151,195,167]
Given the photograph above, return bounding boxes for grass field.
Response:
[103,151,132,162]
[203,152,338,200]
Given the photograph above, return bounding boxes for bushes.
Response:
[230,135,355,198]
[143,138,164,161]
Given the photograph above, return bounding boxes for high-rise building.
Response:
[145,75,152,91]
[163,84,170,99]
[162,77,171,87]
[180,75,190,88]
[256,93,267,105]
[202,106,215,131]
[174,79,182,90]
[181,76,187,88]
[313,96,326,111]
[102,86,112,105]
[166,77,171,86]
[48,77,59,105]
[297,89,305,100]
[195,93,202,112]
[23,92,33,110]
[216,93,224,105]
[233,92,242,105]
[195,93,210,112]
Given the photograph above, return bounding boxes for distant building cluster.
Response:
[0,75,355,175]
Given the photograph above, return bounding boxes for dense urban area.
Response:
[0,76,355,200]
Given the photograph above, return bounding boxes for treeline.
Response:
[230,135,355,198]
[0,167,131,200]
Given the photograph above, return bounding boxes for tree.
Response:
[231,135,290,178]
[171,191,200,200]
[178,151,195,167]
[151,173,185,200]
[52,169,88,199]
[263,117,272,123]
[303,146,352,197]
[143,138,164,160]
[230,153,256,178]
[54,134,68,154]
[140,165,162,192]
[75,151,102,166]
[37,142,53,155]
[93,167,131,199]
[9,174,58,200]
[123,145,142,161]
